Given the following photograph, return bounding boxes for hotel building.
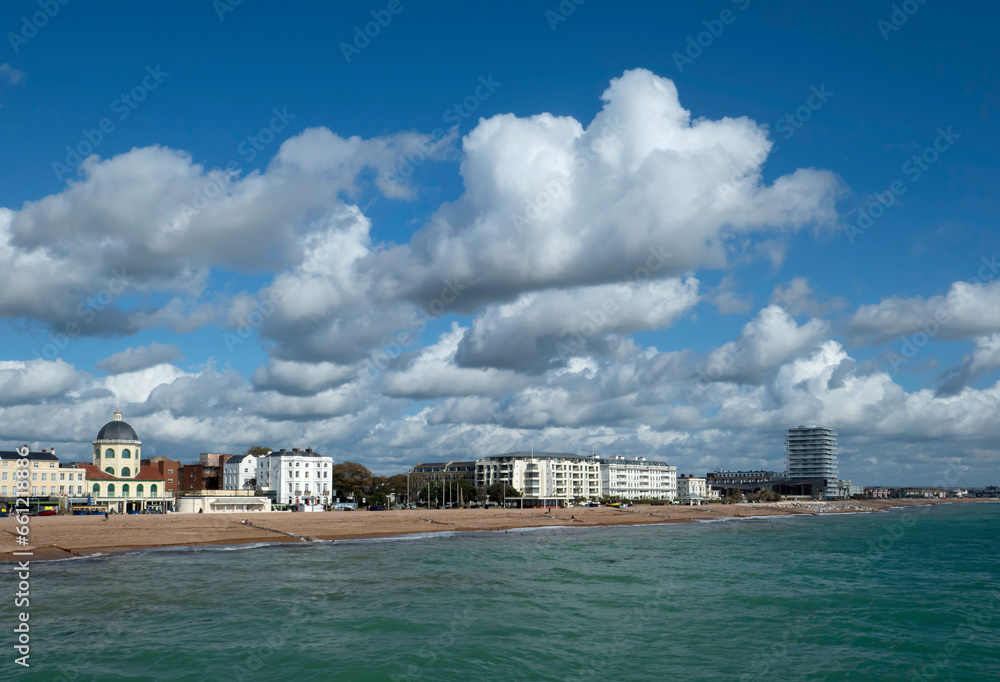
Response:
[598,455,677,500]
[475,452,601,506]
[255,447,334,509]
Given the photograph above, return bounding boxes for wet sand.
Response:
[0,498,989,562]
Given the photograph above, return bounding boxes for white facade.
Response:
[476,452,600,504]
[677,475,708,503]
[223,453,260,490]
[256,448,334,507]
[56,466,87,498]
[598,456,677,500]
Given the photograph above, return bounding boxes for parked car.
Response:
[366,505,387,511]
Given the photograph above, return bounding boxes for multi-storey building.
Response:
[409,461,477,487]
[786,426,838,479]
[141,456,181,491]
[223,453,261,490]
[786,425,839,498]
[1,449,60,500]
[677,474,709,504]
[598,455,676,500]
[179,453,232,491]
[256,447,334,509]
[475,452,600,506]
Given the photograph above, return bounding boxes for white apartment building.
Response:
[677,475,709,504]
[476,452,600,506]
[598,456,677,500]
[223,453,261,490]
[256,447,334,508]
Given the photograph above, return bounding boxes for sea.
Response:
[6,502,999,681]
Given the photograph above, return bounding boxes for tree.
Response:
[332,462,373,500]
[243,477,257,490]
[384,474,409,499]
[246,446,271,457]
[487,482,521,505]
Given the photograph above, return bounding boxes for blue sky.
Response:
[1,0,998,486]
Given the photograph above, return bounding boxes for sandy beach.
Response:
[1,498,989,563]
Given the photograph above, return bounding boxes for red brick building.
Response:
[141,456,181,491]
[178,453,232,491]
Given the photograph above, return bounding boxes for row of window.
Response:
[104,467,133,477]
[99,448,137,459]
[93,483,158,497]
[1,461,57,468]
[2,472,86,482]
[2,486,86,496]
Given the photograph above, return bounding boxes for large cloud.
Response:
[1,128,449,332]
[455,277,699,372]
[848,277,1000,344]
[383,68,842,308]
[95,342,183,375]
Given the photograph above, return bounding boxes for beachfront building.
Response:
[475,452,600,506]
[84,410,167,513]
[223,453,261,490]
[0,448,61,501]
[786,425,840,499]
[706,470,780,497]
[786,425,838,479]
[174,490,272,513]
[409,461,477,488]
[256,447,334,509]
[677,474,709,504]
[597,456,677,500]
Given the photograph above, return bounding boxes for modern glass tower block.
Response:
[785,425,838,480]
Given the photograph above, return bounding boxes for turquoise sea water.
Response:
[5,503,1000,681]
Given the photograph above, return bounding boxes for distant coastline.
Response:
[2,498,992,564]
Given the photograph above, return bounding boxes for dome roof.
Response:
[96,410,140,442]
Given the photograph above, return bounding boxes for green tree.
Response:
[246,446,271,457]
[332,462,373,500]
[487,482,522,504]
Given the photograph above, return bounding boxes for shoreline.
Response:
[2,498,992,563]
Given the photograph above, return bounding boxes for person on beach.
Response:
[104,511,109,521]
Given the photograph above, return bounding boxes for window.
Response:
[60,472,65,481]
[32,473,37,481]
[168,469,174,474]
[122,449,131,459]
[121,467,131,477]
[168,478,174,483]
[41,473,47,481]
[108,484,115,496]
[1,487,5,496]
[122,484,130,497]
[105,449,115,458]
[137,484,144,496]
[105,467,114,475]
[41,486,47,495]
[33,462,38,468]
[95,446,100,457]
[1,472,5,481]
[92,483,100,494]
[59,486,65,494]
[150,485,157,497]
